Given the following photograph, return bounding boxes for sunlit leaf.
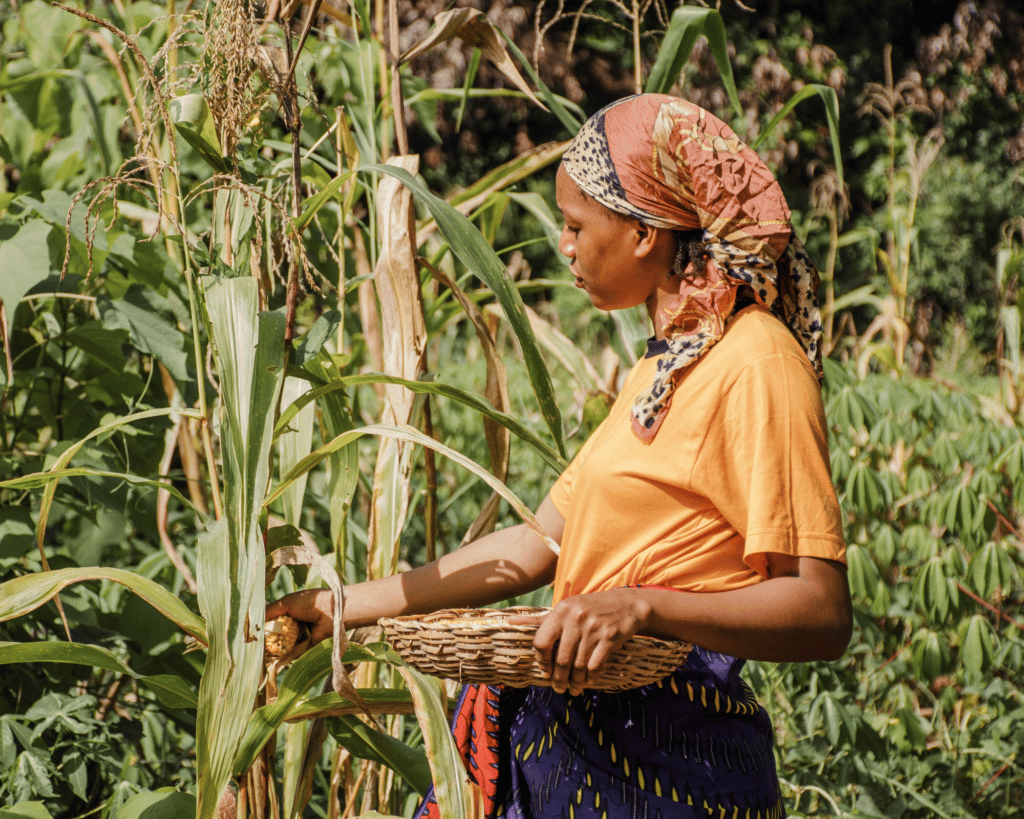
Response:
[0,641,197,709]
[196,277,285,819]
[751,84,844,192]
[361,163,565,457]
[645,7,740,117]
[0,567,206,644]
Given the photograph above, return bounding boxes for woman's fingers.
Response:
[266,589,335,645]
[532,590,650,694]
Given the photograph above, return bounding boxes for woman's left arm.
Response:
[529,554,851,694]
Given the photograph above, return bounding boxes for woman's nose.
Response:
[559,227,575,260]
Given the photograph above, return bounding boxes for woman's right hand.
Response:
[266,589,336,646]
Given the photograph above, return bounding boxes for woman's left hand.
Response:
[513,589,652,695]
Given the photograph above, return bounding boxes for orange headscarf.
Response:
[562,94,823,442]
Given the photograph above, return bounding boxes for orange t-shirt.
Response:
[550,305,846,604]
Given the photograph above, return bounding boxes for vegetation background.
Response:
[1,1,1023,818]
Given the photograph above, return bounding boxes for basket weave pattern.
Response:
[380,607,692,692]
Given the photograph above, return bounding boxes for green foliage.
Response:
[2,1,1023,817]
[757,361,1024,817]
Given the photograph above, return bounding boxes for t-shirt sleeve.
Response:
[550,417,604,518]
[693,348,846,579]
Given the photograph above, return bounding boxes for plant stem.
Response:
[632,0,642,94]
[388,0,408,155]
[423,396,438,563]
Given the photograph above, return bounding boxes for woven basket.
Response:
[379,606,692,692]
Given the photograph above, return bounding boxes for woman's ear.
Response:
[633,221,676,266]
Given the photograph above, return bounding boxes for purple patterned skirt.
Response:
[416,646,785,819]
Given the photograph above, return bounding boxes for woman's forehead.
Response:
[556,164,618,222]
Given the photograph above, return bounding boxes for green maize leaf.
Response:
[448,143,567,211]
[31,406,202,569]
[396,662,480,818]
[278,376,317,526]
[645,8,740,117]
[0,567,206,644]
[361,162,564,456]
[277,372,566,472]
[326,715,431,796]
[751,84,844,193]
[233,641,388,775]
[233,641,334,775]
[295,169,358,232]
[196,277,285,819]
[283,689,418,722]
[268,423,558,552]
[0,467,194,509]
[169,93,228,173]
[506,190,563,257]
[0,641,198,709]
[301,355,359,557]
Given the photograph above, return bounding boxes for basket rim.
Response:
[378,606,693,651]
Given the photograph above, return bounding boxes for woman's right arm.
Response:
[265,494,565,644]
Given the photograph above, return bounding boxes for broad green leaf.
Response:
[911,628,948,681]
[645,8,741,117]
[111,789,197,819]
[98,286,196,393]
[0,567,206,644]
[278,376,316,526]
[0,507,35,559]
[326,715,431,796]
[396,662,480,819]
[0,220,54,332]
[196,277,285,819]
[0,803,54,819]
[969,541,1016,599]
[751,84,844,193]
[169,93,227,173]
[62,322,129,373]
[360,163,565,457]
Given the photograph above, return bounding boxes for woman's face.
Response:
[555,165,666,313]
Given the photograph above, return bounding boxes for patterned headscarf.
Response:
[562,94,823,442]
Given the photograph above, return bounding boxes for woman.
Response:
[268,94,852,819]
